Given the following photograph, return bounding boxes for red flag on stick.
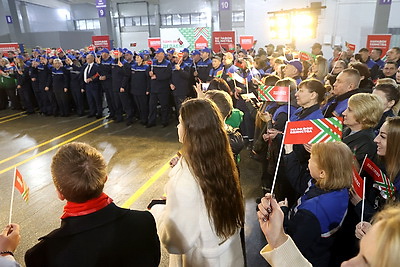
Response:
[352,167,364,199]
[14,169,29,202]
[88,45,95,51]
[283,117,343,144]
[257,85,289,102]
[362,158,395,199]
[345,41,356,51]
[57,47,63,54]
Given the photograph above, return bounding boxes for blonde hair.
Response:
[348,93,384,129]
[311,142,353,190]
[370,205,400,267]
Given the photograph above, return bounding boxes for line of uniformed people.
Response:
[1,46,259,131]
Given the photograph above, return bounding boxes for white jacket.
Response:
[153,158,244,267]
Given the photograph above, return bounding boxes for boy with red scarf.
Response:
[25,142,160,267]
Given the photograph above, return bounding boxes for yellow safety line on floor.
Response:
[0,111,26,121]
[121,157,175,209]
[0,117,106,165]
[0,120,113,175]
[0,114,27,124]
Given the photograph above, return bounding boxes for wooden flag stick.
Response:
[271,122,288,195]
[360,176,366,225]
[9,167,16,225]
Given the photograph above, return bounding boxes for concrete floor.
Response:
[0,110,269,267]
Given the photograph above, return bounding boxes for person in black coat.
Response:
[66,57,85,116]
[147,48,172,127]
[97,49,116,119]
[15,56,34,114]
[81,53,102,119]
[25,142,161,267]
[331,93,384,265]
[130,53,150,125]
[170,53,190,119]
[47,58,70,117]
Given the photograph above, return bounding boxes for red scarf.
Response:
[61,193,113,219]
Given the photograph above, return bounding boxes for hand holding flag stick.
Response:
[9,168,29,225]
[270,122,288,195]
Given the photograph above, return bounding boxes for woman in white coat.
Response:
[155,98,245,267]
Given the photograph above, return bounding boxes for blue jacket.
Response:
[290,104,324,121]
[130,63,149,95]
[150,58,172,94]
[284,152,349,267]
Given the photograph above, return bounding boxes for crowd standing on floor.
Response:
[1,41,400,266]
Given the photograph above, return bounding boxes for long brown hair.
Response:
[180,98,244,240]
[384,117,400,182]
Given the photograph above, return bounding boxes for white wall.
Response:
[24,2,70,32]
[120,31,150,51]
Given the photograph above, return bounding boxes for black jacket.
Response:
[25,203,160,267]
[342,127,377,166]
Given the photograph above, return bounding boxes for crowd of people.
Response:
[1,41,400,266]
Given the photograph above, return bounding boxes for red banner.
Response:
[92,35,110,50]
[148,38,161,49]
[212,31,235,53]
[0,43,19,57]
[283,117,343,144]
[366,34,391,59]
[239,35,254,50]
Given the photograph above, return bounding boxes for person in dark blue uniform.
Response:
[97,49,115,119]
[196,47,213,83]
[120,50,135,126]
[47,58,70,116]
[38,56,55,116]
[208,55,224,81]
[170,52,190,119]
[81,53,102,119]
[147,48,172,128]
[130,53,150,126]
[282,142,353,267]
[65,56,85,116]
[180,48,192,65]
[29,58,46,114]
[110,49,129,122]
[15,55,34,114]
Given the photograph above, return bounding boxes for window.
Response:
[124,17,133,27]
[232,11,245,22]
[132,16,141,26]
[173,14,181,25]
[181,14,190,25]
[161,13,207,26]
[74,19,100,31]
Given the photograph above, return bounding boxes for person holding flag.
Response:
[331,93,384,264]
[352,117,400,238]
[170,52,190,119]
[208,55,224,81]
[280,141,353,266]
[261,78,298,203]
[147,48,172,128]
